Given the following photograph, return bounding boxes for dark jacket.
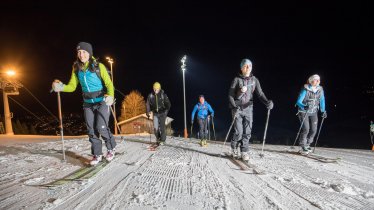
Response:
[146,90,171,114]
[228,74,270,109]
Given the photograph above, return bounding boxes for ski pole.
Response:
[220,110,239,156]
[56,92,66,162]
[370,121,374,146]
[212,116,216,141]
[109,105,125,144]
[259,109,271,158]
[148,116,152,144]
[312,117,325,153]
[291,111,309,149]
[190,119,193,140]
[208,117,211,141]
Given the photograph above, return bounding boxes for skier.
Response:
[146,82,171,146]
[295,74,327,154]
[51,42,116,166]
[228,58,274,161]
[191,95,214,146]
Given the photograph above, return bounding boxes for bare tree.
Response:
[119,90,146,121]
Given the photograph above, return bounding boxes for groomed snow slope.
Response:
[0,135,374,210]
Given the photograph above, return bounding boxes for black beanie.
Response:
[76,42,93,56]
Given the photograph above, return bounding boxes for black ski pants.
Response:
[298,112,318,147]
[83,101,116,156]
[153,112,167,142]
[197,118,208,140]
[231,106,253,153]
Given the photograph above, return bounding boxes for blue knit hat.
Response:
[240,59,252,69]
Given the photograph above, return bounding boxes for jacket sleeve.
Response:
[191,104,198,121]
[254,77,270,106]
[99,63,114,97]
[296,89,307,110]
[228,78,238,108]
[63,69,79,92]
[146,94,151,113]
[208,103,214,115]
[319,88,326,112]
[163,93,171,111]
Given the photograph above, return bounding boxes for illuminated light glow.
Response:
[181,55,187,63]
[106,57,114,64]
[181,55,187,71]
[6,70,16,76]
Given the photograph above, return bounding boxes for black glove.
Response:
[234,100,241,107]
[321,111,327,118]
[266,100,274,110]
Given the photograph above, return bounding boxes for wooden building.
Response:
[117,113,174,135]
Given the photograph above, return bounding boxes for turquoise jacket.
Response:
[63,60,114,103]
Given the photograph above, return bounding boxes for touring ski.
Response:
[40,152,123,187]
[225,153,265,174]
[286,150,339,163]
[41,162,106,187]
[148,143,160,151]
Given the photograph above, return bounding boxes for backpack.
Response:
[197,103,208,111]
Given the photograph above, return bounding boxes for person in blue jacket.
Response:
[296,74,327,153]
[191,95,214,146]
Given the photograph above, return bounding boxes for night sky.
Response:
[1,1,373,149]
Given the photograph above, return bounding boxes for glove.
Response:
[266,100,274,110]
[104,95,114,106]
[52,80,64,92]
[146,112,150,119]
[303,105,313,111]
[234,106,241,112]
[321,111,327,118]
[241,86,247,93]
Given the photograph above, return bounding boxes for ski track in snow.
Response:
[0,135,374,210]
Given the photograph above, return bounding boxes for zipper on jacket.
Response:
[83,72,94,103]
[156,94,159,112]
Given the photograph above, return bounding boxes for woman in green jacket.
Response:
[51,42,116,166]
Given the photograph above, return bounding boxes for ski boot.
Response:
[204,139,208,146]
[201,139,208,147]
[232,148,239,158]
[299,146,310,155]
[106,149,115,162]
[199,140,204,146]
[241,152,250,161]
[90,155,103,166]
[306,146,313,152]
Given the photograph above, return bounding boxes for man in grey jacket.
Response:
[228,58,274,161]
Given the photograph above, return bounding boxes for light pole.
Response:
[106,57,118,135]
[0,70,22,135]
[181,55,188,138]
